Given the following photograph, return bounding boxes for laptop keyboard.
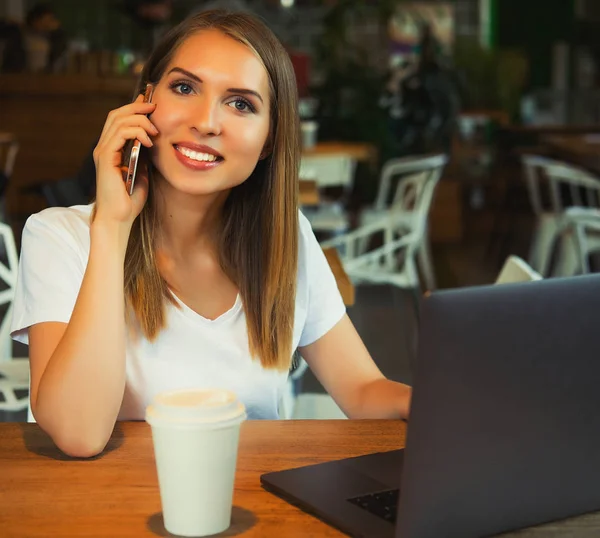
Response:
[347,488,400,523]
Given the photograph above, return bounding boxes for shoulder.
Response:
[26,203,92,228]
[25,204,92,233]
[22,204,93,254]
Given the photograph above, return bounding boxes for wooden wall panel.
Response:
[0,74,136,221]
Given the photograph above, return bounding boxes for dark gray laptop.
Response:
[261,274,600,537]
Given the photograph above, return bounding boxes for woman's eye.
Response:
[173,82,193,95]
[228,98,254,113]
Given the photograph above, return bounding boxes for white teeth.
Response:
[176,146,219,162]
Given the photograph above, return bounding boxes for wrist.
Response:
[90,219,132,256]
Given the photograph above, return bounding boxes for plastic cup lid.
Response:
[145,388,246,428]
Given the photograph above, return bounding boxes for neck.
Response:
[153,174,229,259]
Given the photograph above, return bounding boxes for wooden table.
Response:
[298,179,320,206]
[301,141,377,163]
[0,421,400,537]
[323,247,355,306]
[544,134,600,174]
[2,420,600,537]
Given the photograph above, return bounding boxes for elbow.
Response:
[33,402,113,458]
[52,430,108,459]
[36,408,110,458]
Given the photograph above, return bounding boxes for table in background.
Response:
[323,247,355,306]
[2,420,600,537]
[298,179,320,206]
[301,141,377,164]
[544,134,600,175]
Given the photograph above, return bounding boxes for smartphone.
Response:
[124,83,155,195]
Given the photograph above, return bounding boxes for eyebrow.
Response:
[167,67,264,104]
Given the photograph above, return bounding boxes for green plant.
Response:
[312,0,401,153]
[453,36,528,119]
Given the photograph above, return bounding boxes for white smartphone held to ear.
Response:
[124,83,155,195]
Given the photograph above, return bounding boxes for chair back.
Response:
[0,221,29,416]
[563,208,600,274]
[0,221,19,361]
[521,155,600,216]
[383,154,448,242]
[374,154,447,211]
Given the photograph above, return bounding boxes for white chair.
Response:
[0,359,30,415]
[357,154,448,291]
[281,155,446,420]
[299,154,357,236]
[0,221,30,415]
[495,255,542,284]
[561,207,600,275]
[521,155,600,277]
[320,154,447,294]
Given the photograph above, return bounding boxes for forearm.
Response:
[353,379,412,420]
[35,222,130,456]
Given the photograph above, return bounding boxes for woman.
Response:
[11,10,411,458]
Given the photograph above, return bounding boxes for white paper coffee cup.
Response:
[146,388,246,537]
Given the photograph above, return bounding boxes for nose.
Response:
[191,94,221,137]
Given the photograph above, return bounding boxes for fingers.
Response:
[98,94,157,141]
[92,93,158,217]
[102,115,159,144]
[102,105,158,140]
[95,117,158,166]
[99,104,156,140]
[98,128,154,170]
[111,126,154,153]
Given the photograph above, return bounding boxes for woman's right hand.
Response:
[92,94,159,227]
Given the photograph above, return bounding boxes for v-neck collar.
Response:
[170,292,242,326]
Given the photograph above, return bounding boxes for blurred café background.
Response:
[2,0,600,421]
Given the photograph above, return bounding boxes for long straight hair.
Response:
[125,10,299,371]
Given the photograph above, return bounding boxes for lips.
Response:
[174,143,223,161]
[173,144,224,171]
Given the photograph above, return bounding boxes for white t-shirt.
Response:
[10,205,346,420]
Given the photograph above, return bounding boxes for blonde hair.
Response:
[125,10,299,371]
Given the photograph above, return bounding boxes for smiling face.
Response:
[148,29,271,197]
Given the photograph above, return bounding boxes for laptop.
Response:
[261,274,600,537]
